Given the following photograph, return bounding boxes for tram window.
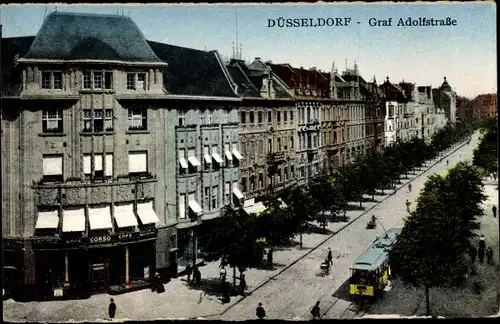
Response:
[351,270,376,285]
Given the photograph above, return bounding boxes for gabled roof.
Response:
[267,63,300,88]
[1,36,35,96]
[148,41,237,98]
[23,12,162,63]
[226,65,260,98]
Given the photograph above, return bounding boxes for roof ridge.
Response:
[48,11,132,19]
[147,40,211,54]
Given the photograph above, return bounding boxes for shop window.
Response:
[41,71,63,90]
[42,154,63,183]
[42,109,63,133]
[128,109,147,130]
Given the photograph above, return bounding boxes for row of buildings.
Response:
[456,93,497,122]
[1,12,458,300]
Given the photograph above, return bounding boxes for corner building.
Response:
[1,12,168,299]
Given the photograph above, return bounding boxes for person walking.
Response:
[310,301,321,320]
[327,248,333,266]
[478,235,486,264]
[486,247,494,265]
[256,302,266,319]
[469,245,477,264]
[222,280,230,304]
[239,274,247,296]
[405,199,411,213]
[446,160,449,166]
[408,183,412,193]
[492,205,497,218]
[108,298,117,320]
[185,264,193,284]
[193,266,201,286]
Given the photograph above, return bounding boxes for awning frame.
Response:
[188,200,203,216]
[114,204,139,228]
[136,201,160,225]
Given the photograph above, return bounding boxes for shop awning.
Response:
[232,149,244,160]
[212,152,224,164]
[88,206,113,230]
[204,154,212,164]
[188,200,203,216]
[243,202,267,216]
[225,151,233,162]
[179,157,188,169]
[36,210,59,229]
[114,204,138,228]
[233,187,244,200]
[62,208,86,232]
[137,201,160,225]
[188,156,201,167]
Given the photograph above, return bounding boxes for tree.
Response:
[285,185,314,248]
[473,120,498,177]
[390,162,486,316]
[266,152,280,194]
[203,206,265,289]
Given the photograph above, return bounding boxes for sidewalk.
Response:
[2,139,473,322]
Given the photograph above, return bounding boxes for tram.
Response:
[349,227,403,300]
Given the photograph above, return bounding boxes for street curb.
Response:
[209,140,470,319]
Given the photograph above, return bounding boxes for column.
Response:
[125,246,130,284]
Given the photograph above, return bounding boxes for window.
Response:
[178,111,186,126]
[242,177,247,192]
[206,110,212,124]
[179,194,186,219]
[203,146,211,170]
[249,112,254,123]
[241,142,247,156]
[258,111,263,124]
[83,109,113,132]
[211,186,218,209]
[258,140,263,156]
[284,110,288,122]
[241,112,246,124]
[225,182,231,205]
[41,71,63,90]
[278,138,282,151]
[84,153,113,179]
[42,154,63,182]
[204,187,210,211]
[290,136,294,149]
[284,167,288,180]
[268,139,273,153]
[128,109,147,130]
[82,71,113,90]
[128,151,147,176]
[126,72,147,91]
[290,166,295,179]
[278,168,282,183]
[277,111,281,123]
[290,110,294,121]
[268,111,272,123]
[42,109,63,132]
[258,173,263,188]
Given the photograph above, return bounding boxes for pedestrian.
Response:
[446,160,449,166]
[239,274,247,296]
[256,302,266,319]
[327,247,333,266]
[220,267,227,282]
[486,247,494,265]
[408,183,412,193]
[310,301,321,320]
[492,205,497,218]
[108,298,116,320]
[193,266,201,286]
[267,248,274,268]
[222,281,230,304]
[405,199,411,212]
[478,236,486,264]
[185,264,193,283]
[469,245,477,264]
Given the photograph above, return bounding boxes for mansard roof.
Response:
[148,41,238,98]
[23,12,162,63]
[1,36,35,96]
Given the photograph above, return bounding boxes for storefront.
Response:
[28,229,157,300]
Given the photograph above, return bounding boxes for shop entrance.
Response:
[89,263,108,294]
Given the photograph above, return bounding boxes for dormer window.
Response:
[41,71,63,90]
[82,71,113,90]
[127,72,147,91]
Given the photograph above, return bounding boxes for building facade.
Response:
[2,12,168,299]
[227,58,297,199]
[414,85,438,141]
[468,93,498,121]
[433,77,457,123]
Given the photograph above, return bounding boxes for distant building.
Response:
[415,85,439,141]
[432,77,457,123]
[467,93,497,121]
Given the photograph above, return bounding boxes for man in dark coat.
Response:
[492,205,497,218]
[222,281,230,304]
[256,302,266,319]
[311,301,321,319]
[327,248,333,266]
[486,247,494,265]
[478,236,486,264]
[185,264,193,283]
[108,298,116,320]
[239,274,247,296]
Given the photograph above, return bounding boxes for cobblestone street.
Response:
[3,134,490,322]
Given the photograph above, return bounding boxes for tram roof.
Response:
[350,227,403,272]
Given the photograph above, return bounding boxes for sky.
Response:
[1,2,497,98]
